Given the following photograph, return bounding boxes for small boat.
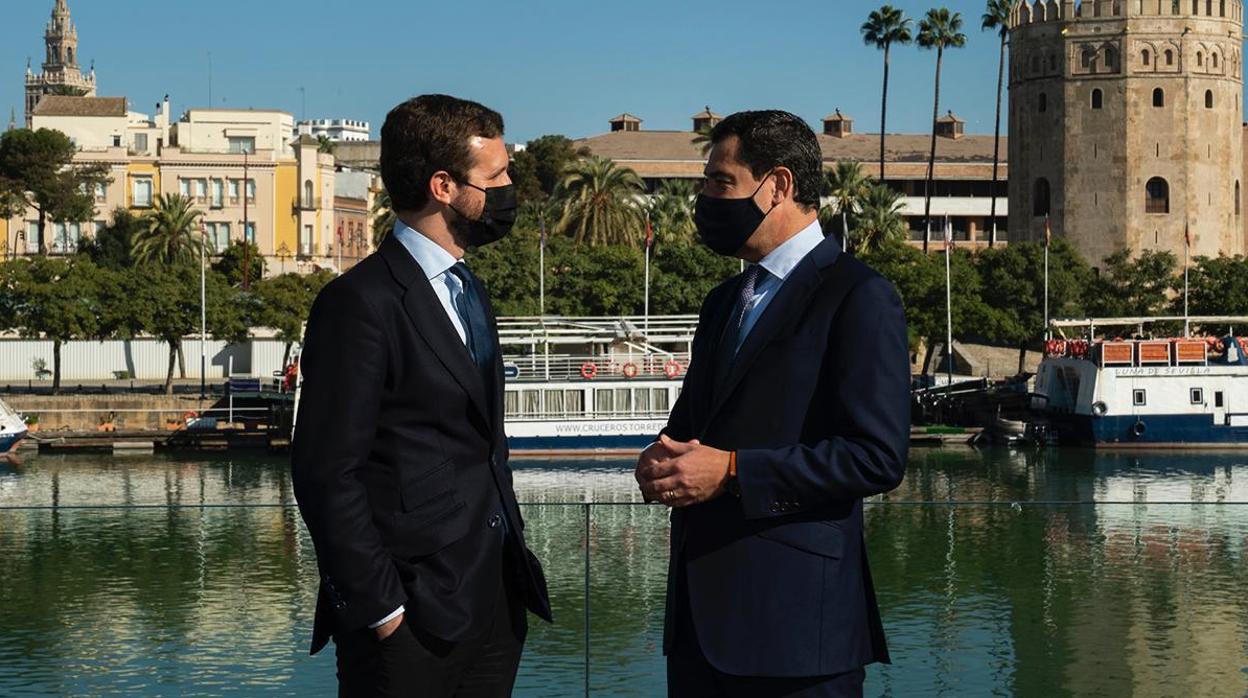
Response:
[1032,316,1248,448]
[0,398,29,455]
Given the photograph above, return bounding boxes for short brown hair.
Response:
[380,94,505,213]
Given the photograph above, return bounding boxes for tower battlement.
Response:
[1012,0,1244,25]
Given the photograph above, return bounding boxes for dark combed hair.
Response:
[710,110,823,211]
[380,94,504,213]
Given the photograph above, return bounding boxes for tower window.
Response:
[1092,89,1104,109]
[1033,178,1051,217]
[1165,49,1175,65]
[1206,90,1214,108]
[1105,47,1118,70]
[1039,93,1048,112]
[1213,53,1219,69]
[1198,52,1204,67]
[1142,50,1151,66]
[1082,49,1093,69]
[1145,177,1170,214]
[1153,88,1165,107]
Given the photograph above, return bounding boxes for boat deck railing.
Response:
[503,352,693,383]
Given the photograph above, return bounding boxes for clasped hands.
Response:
[634,434,732,508]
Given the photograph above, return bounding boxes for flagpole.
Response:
[1044,214,1051,341]
[199,220,207,400]
[1184,224,1191,337]
[944,216,953,389]
[644,218,652,344]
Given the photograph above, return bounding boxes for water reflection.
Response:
[0,450,1244,696]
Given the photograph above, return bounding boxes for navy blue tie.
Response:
[447,263,495,373]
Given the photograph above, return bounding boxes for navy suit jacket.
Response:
[662,233,910,677]
[291,235,551,656]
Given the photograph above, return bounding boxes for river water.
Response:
[0,448,1246,696]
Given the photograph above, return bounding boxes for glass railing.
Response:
[1,450,1247,696]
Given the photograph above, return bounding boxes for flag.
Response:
[1044,214,1052,248]
[944,216,953,247]
[645,219,654,249]
[336,222,344,244]
[1184,222,1192,249]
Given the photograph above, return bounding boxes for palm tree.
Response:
[132,193,203,265]
[647,179,697,244]
[554,156,646,247]
[825,162,871,253]
[918,7,967,253]
[983,0,1011,248]
[691,124,715,157]
[861,5,914,184]
[372,188,395,247]
[853,183,908,253]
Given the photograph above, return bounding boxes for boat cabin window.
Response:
[1190,388,1204,405]
[504,388,586,417]
[1215,391,1224,408]
[1133,389,1147,406]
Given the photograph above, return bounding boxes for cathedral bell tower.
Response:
[24,0,96,127]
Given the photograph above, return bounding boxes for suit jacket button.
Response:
[488,513,502,529]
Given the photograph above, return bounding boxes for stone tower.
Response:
[1008,0,1244,264]
[24,0,96,127]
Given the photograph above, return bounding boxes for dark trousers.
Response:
[333,574,528,698]
[667,567,865,698]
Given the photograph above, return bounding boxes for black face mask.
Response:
[450,181,518,247]
[693,174,774,256]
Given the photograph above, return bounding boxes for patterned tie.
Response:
[447,263,495,373]
[730,264,763,352]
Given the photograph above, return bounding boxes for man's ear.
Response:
[429,171,455,206]
[770,167,796,207]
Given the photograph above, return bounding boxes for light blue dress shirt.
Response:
[735,220,826,353]
[392,220,470,345]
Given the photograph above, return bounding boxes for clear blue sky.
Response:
[3,0,1017,142]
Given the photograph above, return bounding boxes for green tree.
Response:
[982,0,1011,247]
[554,156,646,247]
[0,128,109,250]
[525,135,586,196]
[650,239,739,315]
[76,208,142,269]
[315,135,336,155]
[977,240,1092,373]
[372,189,395,246]
[213,240,266,287]
[691,123,714,157]
[1083,249,1177,319]
[825,162,871,253]
[861,5,914,183]
[467,222,542,316]
[647,179,697,245]
[1186,255,1248,319]
[0,257,108,393]
[253,270,334,364]
[132,193,204,265]
[852,183,908,253]
[546,239,645,316]
[917,7,967,253]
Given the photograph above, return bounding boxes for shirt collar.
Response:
[757,219,824,281]
[392,220,461,281]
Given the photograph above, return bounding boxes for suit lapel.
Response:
[379,236,492,431]
[704,235,842,426]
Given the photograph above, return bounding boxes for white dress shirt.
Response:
[735,219,826,353]
[369,220,475,630]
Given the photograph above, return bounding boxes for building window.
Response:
[112,135,122,148]
[301,224,313,256]
[1081,48,1093,69]
[1039,93,1048,112]
[1206,90,1214,108]
[1033,178,1051,217]
[132,177,153,208]
[246,179,256,202]
[93,182,107,203]
[1142,49,1151,66]
[1165,49,1174,65]
[303,180,314,207]
[228,137,255,155]
[1153,88,1165,107]
[1213,53,1219,69]
[1215,391,1224,408]
[1104,47,1117,70]
[205,222,231,253]
[1133,389,1147,406]
[1197,51,1204,67]
[1031,55,1041,73]
[50,222,81,254]
[244,222,256,245]
[1145,177,1170,213]
[133,133,148,153]
[1191,388,1204,405]
[228,180,240,203]
[1049,54,1057,70]
[1091,88,1104,109]
[212,179,224,208]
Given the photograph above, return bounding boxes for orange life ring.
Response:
[664,360,682,378]
[580,362,598,380]
[622,363,639,378]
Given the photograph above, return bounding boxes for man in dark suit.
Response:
[292,94,551,697]
[636,110,910,697]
